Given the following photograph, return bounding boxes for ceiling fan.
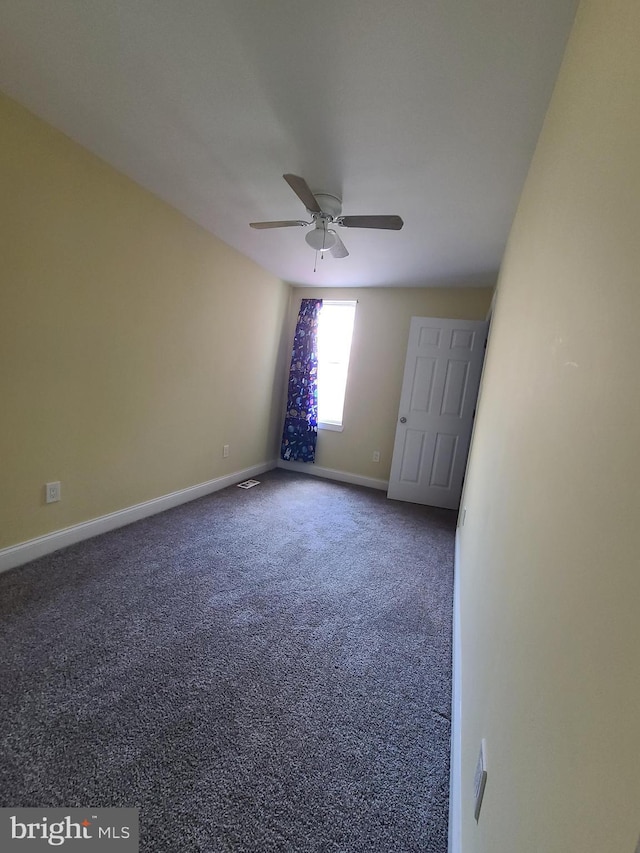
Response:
[250,174,403,259]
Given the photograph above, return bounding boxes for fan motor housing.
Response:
[310,192,342,219]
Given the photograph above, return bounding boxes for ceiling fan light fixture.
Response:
[249,174,401,259]
[305,226,336,252]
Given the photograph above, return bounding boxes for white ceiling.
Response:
[0,0,578,288]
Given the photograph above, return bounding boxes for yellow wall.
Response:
[458,1,640,851]
[0,92,290,550]
[287,286,493,481]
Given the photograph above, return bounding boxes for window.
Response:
[317,300,357,431]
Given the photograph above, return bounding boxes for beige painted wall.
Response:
[286,286,493,481]
[0,92,290,550]
[458,1,640,851]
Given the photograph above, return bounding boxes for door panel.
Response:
[430,432,458,488]
[410,357,436,411]
[441,360,469,416]
[400,430,426,482]
[387,317,487,509]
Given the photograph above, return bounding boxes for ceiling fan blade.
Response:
[250,220,308,229]
[339,215,404,230]
[283,174,322,213]
[330,233,349,258]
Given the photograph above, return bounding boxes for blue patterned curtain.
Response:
[281,298,323,463]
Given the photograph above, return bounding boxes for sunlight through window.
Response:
[317,301,357,431]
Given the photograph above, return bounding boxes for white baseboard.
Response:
[0,460,277,574]
[277,459,388,492]
[449,530,462,853]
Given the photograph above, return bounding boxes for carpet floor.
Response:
[0,469,456,852]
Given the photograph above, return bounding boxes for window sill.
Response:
[318,421,344,433]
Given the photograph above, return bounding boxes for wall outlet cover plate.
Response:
[45,482,61,503]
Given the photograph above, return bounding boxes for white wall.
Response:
[456,1,640,850]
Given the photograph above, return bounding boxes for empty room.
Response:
[1,1,639,852]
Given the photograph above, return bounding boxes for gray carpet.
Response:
[0,469,456,852]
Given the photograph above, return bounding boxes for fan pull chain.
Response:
[314,227,328,273]
[319,224,327,266]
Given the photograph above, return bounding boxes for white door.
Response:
[387,317,487,509]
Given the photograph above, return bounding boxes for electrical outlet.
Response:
[45,481,61,503]
[372,450,380,463]
[474,739,488,822]
[223,444,230,458]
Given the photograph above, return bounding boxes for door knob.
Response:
[400,416,407,423]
